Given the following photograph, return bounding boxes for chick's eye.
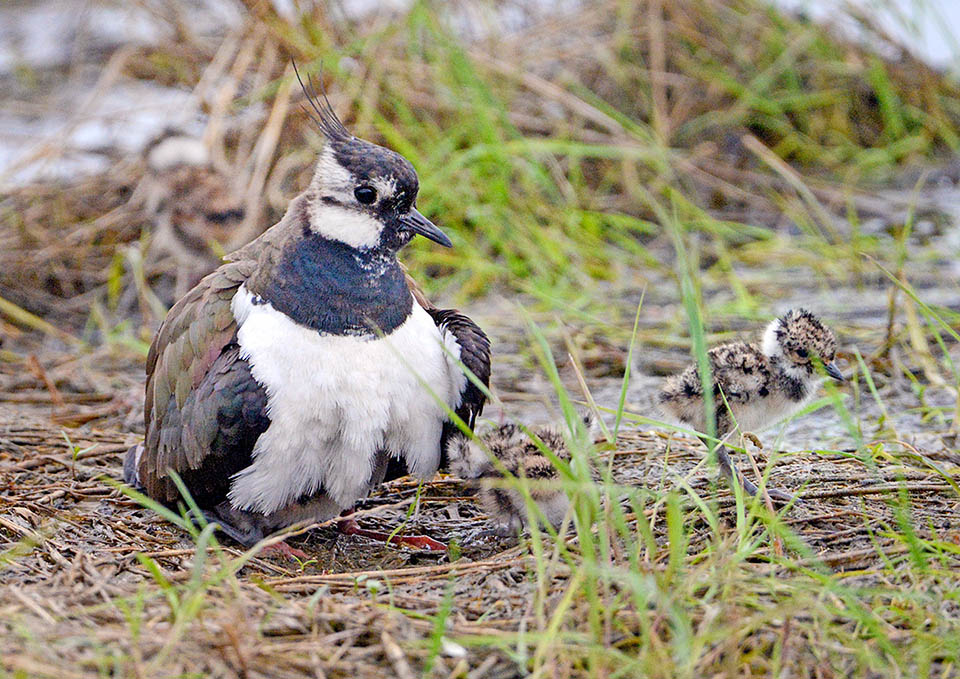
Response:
[354,185,377,205]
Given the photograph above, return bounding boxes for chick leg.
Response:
[714,445,795,504]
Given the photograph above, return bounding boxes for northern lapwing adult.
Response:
[123,68,491,554]
[659,308,843,502]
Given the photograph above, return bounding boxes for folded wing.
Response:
[138,260,270,506]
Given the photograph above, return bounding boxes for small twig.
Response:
[0,391,113,405]
[8,586,56,625]
[268,549,528,589]
[799,483,951,499]
[380,630,416,679]
[50,401,127,426]
[797,543,910,568]
[0,296,81,346]
[26,356,65,409]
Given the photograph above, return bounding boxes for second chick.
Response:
[446,417,597,536]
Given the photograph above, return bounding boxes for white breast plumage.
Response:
[729,392,798,432]
[227,285,465,514]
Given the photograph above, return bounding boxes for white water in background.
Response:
[776,0,959,72]
[0,0,238,188]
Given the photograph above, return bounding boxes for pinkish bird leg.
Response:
[338,511,446,551]
[260,541,311,561]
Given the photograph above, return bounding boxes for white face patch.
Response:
[761,319,782,359]
[307,201,383,249]
[308,146,393,249]
[227,285,468,515]
[371,175,397,201]
[312,145,353,192]
[761,318,816,383]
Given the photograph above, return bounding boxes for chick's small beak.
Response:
[400,207,452,248]
[824,362,845,382]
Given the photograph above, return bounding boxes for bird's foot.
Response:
[734,470,796,505]
[338,516,446,551]
[761,485,796,504]
[260,541,311,561]
[715,446,797,506]
[390,533,447,551]
[199,506,316,558]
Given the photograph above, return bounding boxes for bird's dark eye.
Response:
[796,349,808,359]
[354,185,377,205]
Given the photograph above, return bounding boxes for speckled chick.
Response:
[659,308,843,501]
[143,134,247,299]
[446,416,598,536]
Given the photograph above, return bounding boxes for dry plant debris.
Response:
[1,410,957,677]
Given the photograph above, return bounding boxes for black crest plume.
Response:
[292,60,351,143]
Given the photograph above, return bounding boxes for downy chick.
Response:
[659,308,844,502]
[446,415,598,535]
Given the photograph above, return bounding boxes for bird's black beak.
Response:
[400,207,452,248]
[824,362,845,382]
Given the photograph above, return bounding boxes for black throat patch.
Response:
[254,229,413,337]
[774,365,807,402]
